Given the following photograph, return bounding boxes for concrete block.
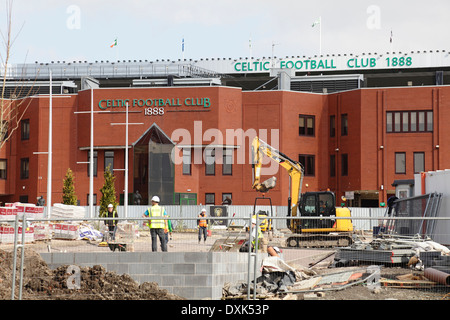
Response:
[118,252,141,263]
[74,253,98,265]
[135,274,162,284]
[161,275,185,286]
[106,263,129,274]
[141,252,163,263]
[185,275,212,287]
[40,253,51,263]
[96,253,120,264]
[149,263,173,274]
[162,252,185,263]
[184,252,209,263]
[172,286,193,299]
[196,263,213,274]
[173,263,195,274]
[52,252,74,265]
[129,263,151,275]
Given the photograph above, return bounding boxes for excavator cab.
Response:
[299,191,336,229]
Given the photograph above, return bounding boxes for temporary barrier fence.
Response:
[1,213,449,300]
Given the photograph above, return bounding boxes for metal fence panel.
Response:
[74,205,387,231]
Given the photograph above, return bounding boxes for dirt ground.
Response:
[0,230,448,300]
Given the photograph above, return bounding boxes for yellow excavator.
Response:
[251,137,354,248]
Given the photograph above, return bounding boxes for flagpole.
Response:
[390,29,393,53]
[182,37,185,60]
[116,37,118,61]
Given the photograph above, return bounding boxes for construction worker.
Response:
[239,218,263,253]
[164,210,173,245]
[250,218,263,252]
[142,195,167,252]
[105,204,118,241]
[197,208,208,243]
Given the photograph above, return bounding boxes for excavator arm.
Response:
[251,137,304,224]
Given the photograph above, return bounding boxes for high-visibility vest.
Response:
[251,226,263,249]
[149,205,165,229]
[198,214,207,227]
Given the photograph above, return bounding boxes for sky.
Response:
[2,0,450,64]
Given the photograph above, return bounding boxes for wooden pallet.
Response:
[380,277,437,288]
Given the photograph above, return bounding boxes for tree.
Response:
[0,0,36,149]
[62,168,77,205]
[98,164,118,218]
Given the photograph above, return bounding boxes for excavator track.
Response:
[286,233,354,248]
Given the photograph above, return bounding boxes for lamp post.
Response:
[111,103,143,219]
[47,71,53,219]
[74,90,110,218]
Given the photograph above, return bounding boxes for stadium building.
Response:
[1,50,450,208]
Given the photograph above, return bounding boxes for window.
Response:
[341,114,348,136]
[414,152,425,173]
[222,193,232,205]
[410,112,417,131]
[87,194,97,206]
[21,119,30,140]
[299,115,315,136]
[0,159,6,179]
[205,148,215,175]
[20,158,29,179]
[330,155,336,177]
[222,149,233,175]
[182,148,191,175]
[87,151,98,177]
[387,111,433,133]
[205,193,215,205]
[426,111,433,131]
[394,112,401,132]
[330,115,336,137]
[299,154,315,176]
[104,151,114,173]
[386,112,393,132]
[418,112,425,131]
[341,154,348,176]
[395,152,406,174]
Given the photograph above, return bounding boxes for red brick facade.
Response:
[1,85,448,207]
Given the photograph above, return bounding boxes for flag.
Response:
[110,38,117,48]
[312,18,320,27]
[390,30,393,43]
[182,37,185,52]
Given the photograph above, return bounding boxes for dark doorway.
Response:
[133,124,174,205]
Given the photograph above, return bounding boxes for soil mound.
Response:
[0,248,184,300]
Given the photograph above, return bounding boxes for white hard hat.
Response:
[251,218,257,224]
[151,196,160,203]
[201,208,206,212]
[108,204,113,208]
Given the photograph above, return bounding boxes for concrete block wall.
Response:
[40,251,261,300]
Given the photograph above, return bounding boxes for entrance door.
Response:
[133,123,175,205]
[148,140,174,205]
